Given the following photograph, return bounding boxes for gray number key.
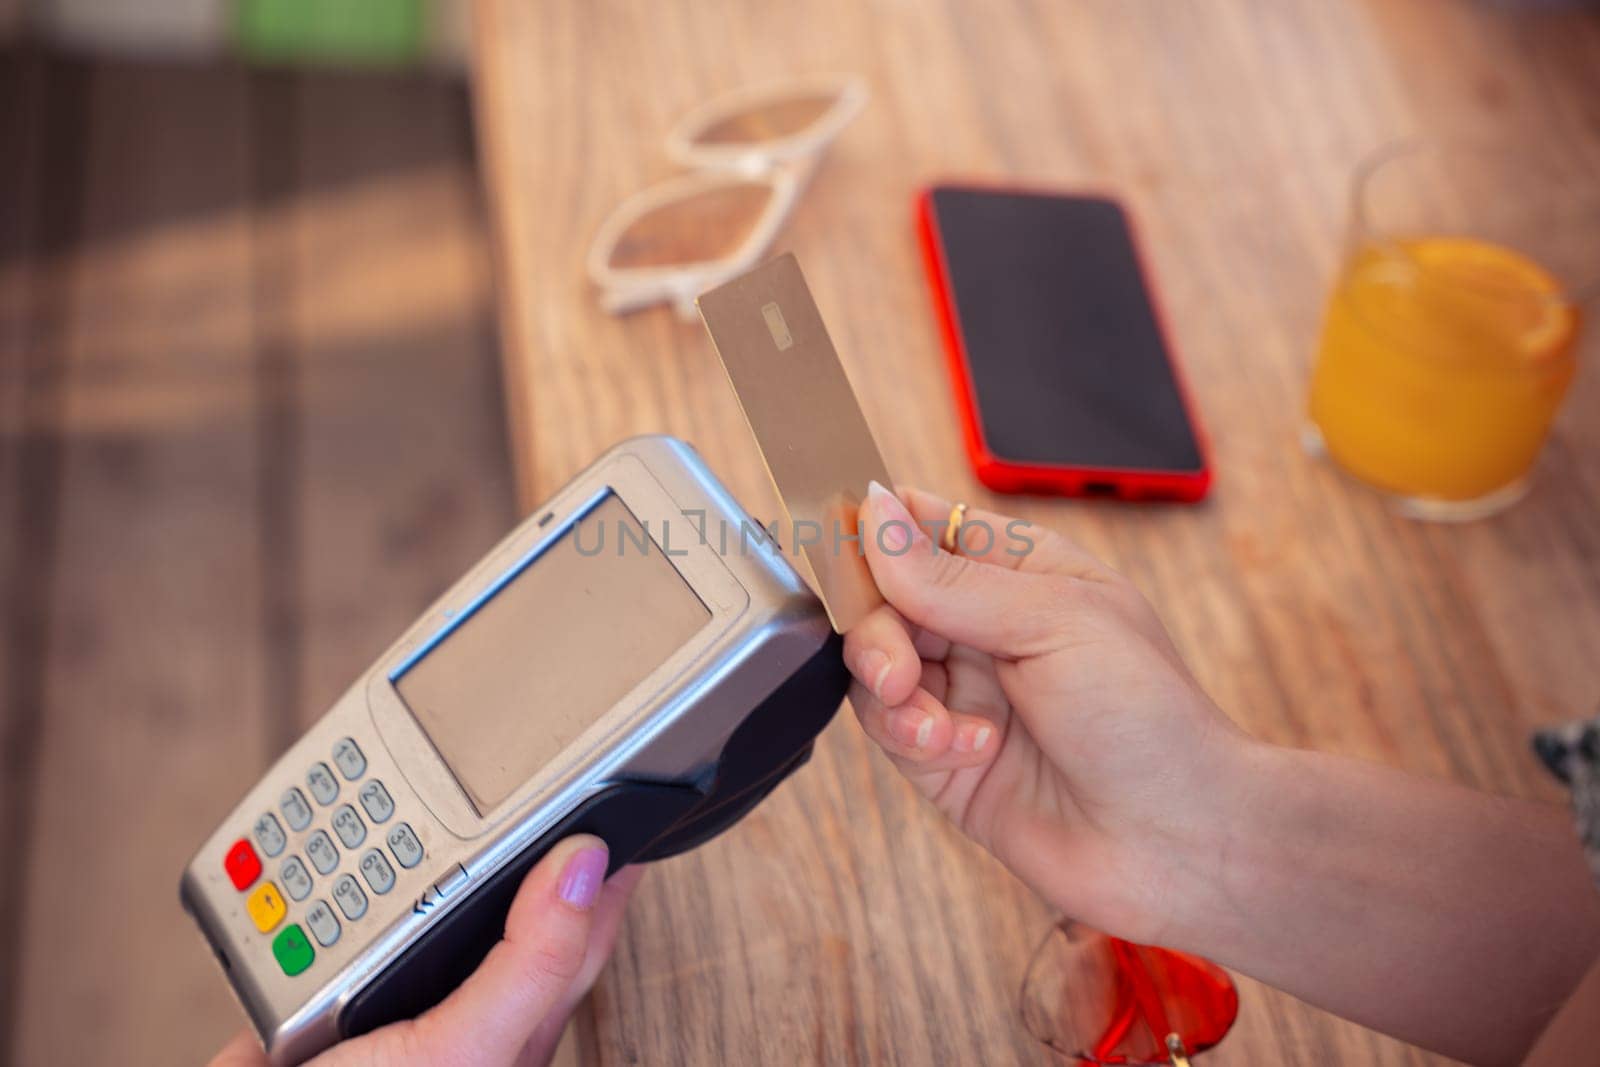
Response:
[386,823,423,869]
[305,830,339,875]
[331,805,366,848]
[280,787,313,831]
[359,849,396,895]
[253,813,286,857]
[305,900,340,947]
[307,763,339,806]
[331,737,366,780]
[358,780,394,824]
[280,856,313,901]
[332,874,367,920]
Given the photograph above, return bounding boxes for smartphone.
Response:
[917,185,1210,501]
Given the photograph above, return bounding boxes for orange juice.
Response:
[1308,235,1580,503]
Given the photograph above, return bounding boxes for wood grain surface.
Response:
[470,1,1600,1063]
[0,54,513,1065]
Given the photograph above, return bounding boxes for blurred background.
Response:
[1,1,519,1062]
[3,1,1600,1065]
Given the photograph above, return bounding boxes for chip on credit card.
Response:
[697,254,892,633]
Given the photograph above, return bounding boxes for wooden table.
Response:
[469,3,1600,1062]
[0,57,513,1064]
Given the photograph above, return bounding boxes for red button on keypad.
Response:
[224,838,262,890]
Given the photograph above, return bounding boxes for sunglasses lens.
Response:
[688,91,842,149]
[1020,923,1239,1065]
[605,179,775,271]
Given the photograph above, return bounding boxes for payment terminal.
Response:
[181,435,848,1065]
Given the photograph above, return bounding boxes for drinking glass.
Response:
[1020,921,1238,1065]
[1305,140,1597,520]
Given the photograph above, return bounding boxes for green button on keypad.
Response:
[272,923,315,976]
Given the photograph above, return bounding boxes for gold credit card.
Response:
[697,253,891,633]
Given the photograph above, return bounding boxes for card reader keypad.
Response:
[280,856,313,901]
[253,813,286,858]
[359,849,396,894]
[386,824,423,868]
[305,900,341,947]
[358,781,394,823]
[280,787,313,831]
[332,738,367,779]
[305,830,339,875]
[307,763,339,806]
[333,874,368,920]
[221,737,426,977]
[331,805,366,849]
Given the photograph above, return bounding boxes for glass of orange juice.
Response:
[1306,140,1596,520]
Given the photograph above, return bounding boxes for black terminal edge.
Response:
[340,631,846,1039]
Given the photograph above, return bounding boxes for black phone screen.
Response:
[928,186,1203,474]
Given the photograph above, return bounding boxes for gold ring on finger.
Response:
[942,502,969,553]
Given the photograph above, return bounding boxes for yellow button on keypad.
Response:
[246,881,287,933]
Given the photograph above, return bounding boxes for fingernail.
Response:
[867,481,921,555]
[558,845,608,910]
[867,480,911,524]
[857,648,892,700]
[954,723,993,753]
[889,706,935,749]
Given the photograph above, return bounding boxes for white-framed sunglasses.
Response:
[586,73,869,320]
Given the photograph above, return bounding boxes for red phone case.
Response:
[916,184,1212,502]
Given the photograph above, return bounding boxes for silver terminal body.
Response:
[180,435,834,1064]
